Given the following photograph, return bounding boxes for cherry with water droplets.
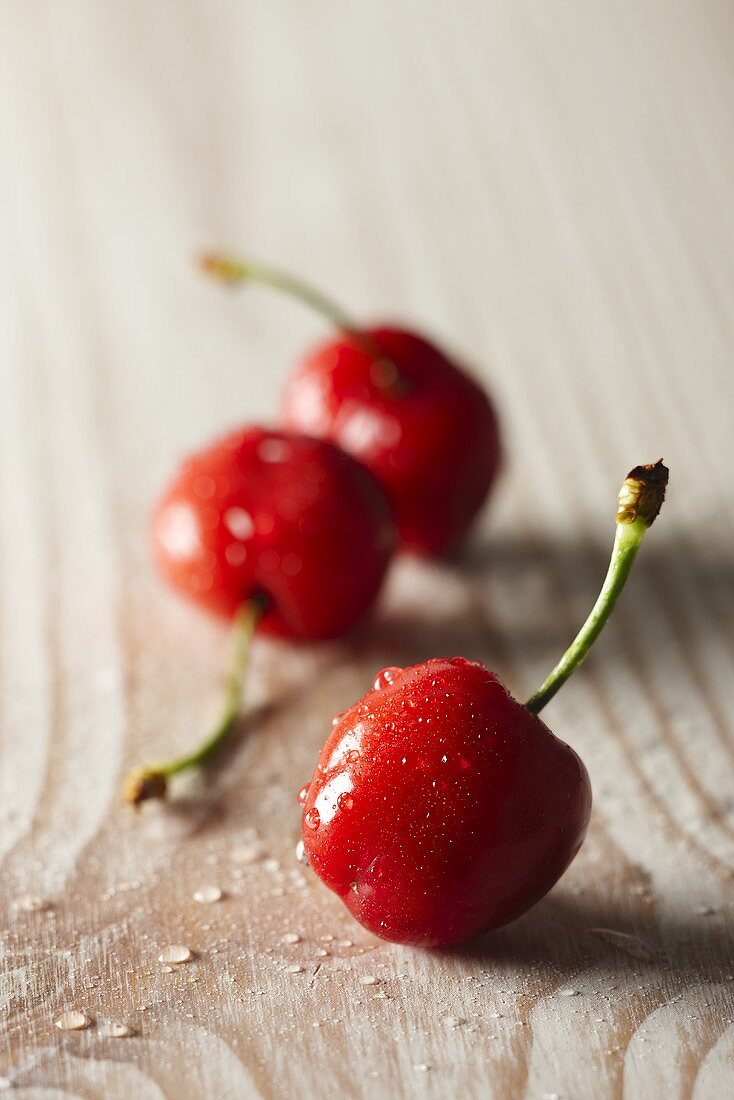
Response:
[300,462,668,945]
[152,425,395,639]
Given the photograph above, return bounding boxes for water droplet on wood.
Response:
[232,842,264,865]
[193,886,223,904]
[158,944,193,965]
[101,1021,136,1038]
[55,1010,91,1031]
[13,894,51,913]
[590,927,657,961]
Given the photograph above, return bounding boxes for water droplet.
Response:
[232,842,263,864]
[224,543,247,566]
[193,475,216,499]
[281,933,302,944]
[285,964,305,974]
[295,840,309,866]
[339,939,353,948]
[360,975,379,986]
[696,905,717,916]
[282,553,302,577]
[444,1016,464,1029]
[161,965,174,973]
[158,945,194,965]
[315,948,329,957]
[297,784,310,806]
[413,1063,430,1073]
[223,506,254,540]
[258,438,291,463]
[589,927,657,961]
[101,1021,136,1038]
[55,1010,91,1031]
[450,657,483,670]
[337,793,354,811]
[304,808,321,831]
[373,667,402,691]
[557,988,579,997]
[345,749,361,764]
[332,711,346,727]
[13,894,51,913]
[193,886,223,904]
[320,934,334,943]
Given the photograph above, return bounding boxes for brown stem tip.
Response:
[123,767,168,807]
[616,459,669,527]
[198,254,242,282]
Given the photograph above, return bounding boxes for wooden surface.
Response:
[2,1,734,1096]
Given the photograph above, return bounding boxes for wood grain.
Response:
[1,1,734,1096]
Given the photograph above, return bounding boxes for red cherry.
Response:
[151,426,395,640]
[200,255,500,556]
[300,462,669,945]
[282,328,500,556]
[301,657,591,946]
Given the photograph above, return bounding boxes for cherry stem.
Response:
[200,252,359,333]
[199,252,405,395]
[123,595,267,805]
[525,460,669,716]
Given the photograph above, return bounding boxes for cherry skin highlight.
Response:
[151,426,396,640]
[281,327,501,557]
[300,658,591,947]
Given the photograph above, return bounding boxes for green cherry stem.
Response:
[123,595,267,806]
[199,252,406,396]
[200,252,359,334]
[525,460,669,716]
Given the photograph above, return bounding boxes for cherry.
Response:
[151,425,394,638]
[201,254,501,556]
[124,425,395,805]
[300,461,668,946]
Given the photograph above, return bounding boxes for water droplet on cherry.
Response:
[304,808,321,831]
[373,666,402,690]
[223,506,254,540]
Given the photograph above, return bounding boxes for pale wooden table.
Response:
[1,2,734,1097]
